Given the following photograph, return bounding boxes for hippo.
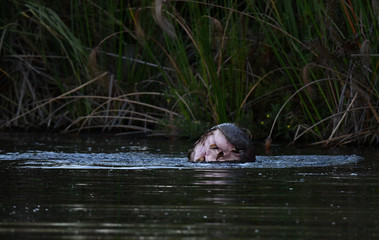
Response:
[188,123,256,163]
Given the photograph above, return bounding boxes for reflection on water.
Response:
[0,132,378,239]
[1,167,378,239]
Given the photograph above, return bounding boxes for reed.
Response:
[257,0,379,146]
[0,0,377,145]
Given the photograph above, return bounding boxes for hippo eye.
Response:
[216,151,224,160]
[209,144,218,149]
[231,149,240,154]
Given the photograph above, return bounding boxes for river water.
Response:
[0,132,378,239]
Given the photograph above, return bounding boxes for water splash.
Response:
[0,151,363,169]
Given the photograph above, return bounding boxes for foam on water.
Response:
[0,151,363,169]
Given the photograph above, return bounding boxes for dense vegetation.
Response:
[0,0,378,146]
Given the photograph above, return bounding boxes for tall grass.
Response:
[258,0,379,146]
[0,0,377,145]
[0,0,175,135]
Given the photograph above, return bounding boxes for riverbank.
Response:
[1,0,378,146]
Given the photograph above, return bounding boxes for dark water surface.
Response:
[0,132,378,239]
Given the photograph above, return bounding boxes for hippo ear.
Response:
[187,148,194,161]
[240,127,252,140]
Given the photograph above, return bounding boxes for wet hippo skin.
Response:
[188,123,255,163]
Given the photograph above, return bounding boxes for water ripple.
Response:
[0,151,363,169]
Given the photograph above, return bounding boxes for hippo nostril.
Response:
[209,144,218,149]
[216,152,224,160]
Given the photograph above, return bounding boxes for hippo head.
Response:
[188,123,256,163]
